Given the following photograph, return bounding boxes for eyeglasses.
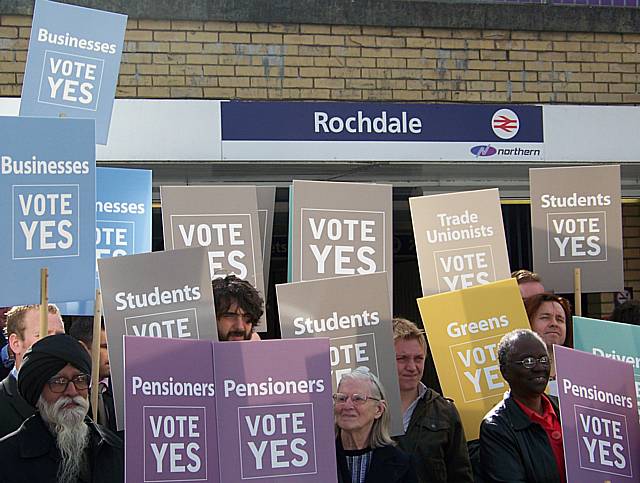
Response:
[219,312,254,323]
[511,356,550,370]
[46,374,91,393]
[332,393,380,406]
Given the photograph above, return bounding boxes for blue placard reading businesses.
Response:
[222,102,543,142]
[20,0,127,145]
[0,116,96,306]
[58,167,153,315]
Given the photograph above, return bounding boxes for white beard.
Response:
[37,394,90,483]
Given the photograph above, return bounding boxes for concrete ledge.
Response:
[2,0,640,33]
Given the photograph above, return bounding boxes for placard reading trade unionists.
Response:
[214,338,337,482]
[573,316,640,418]
[160,185,267,331]
[555,345,640,483]
[417,278,530,440]
[0,116,96,306]
[124,336,219,483]
[98,247,218,430]
[288,180,393,300]
[20,0,127,145]
[59,167,153,315]
[410,188,511,296]
[530,165,623,293]
[277,272,403,435]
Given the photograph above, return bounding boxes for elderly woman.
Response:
[480,329,565,483]
[524,293,572,393]
[334,367,417,483]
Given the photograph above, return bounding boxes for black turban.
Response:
[18,334,92,407]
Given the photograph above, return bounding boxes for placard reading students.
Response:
[20,0,127,145]
[0,116,96,306]
[277,272,403,435]
[160,185,267,331]
[417,278,531,440]
[288,180,393,297]
[574,316,640,417]
[555,345,640,482]
[59,167,153,315]
[410,188,511,296]
[530,165,623,293]
[98,247,217,430]
[214,338,337,482]
[125,336,219,483]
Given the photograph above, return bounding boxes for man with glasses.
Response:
[0,334,123,483]
[212,275,264,341]
[479,329,565,483]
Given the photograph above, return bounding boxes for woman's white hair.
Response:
[335,366,395,448]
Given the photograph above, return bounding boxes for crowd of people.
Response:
[0,271,637,483]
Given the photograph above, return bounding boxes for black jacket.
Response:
[394,387,473,483]
[336,437,418,483]
[0,413,123,483]
[0,375,34,438]
[479,393,562,483]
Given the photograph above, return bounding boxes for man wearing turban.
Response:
[0,334,123,483]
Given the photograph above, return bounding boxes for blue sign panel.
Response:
[221,102,543,142]
[59,167,152,315]
[20,0,127,145]
[0,116,96,306]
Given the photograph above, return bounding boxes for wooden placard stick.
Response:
[39,268,48,339]
[574,267,582,317]
[90,289,103,422]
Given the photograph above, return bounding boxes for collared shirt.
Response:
[10,366,17,380]
[402,381,428,432]
[514,394,565,483]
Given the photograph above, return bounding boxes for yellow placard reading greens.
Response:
[417,278,530,440]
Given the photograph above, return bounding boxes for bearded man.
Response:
[0,334,123,483]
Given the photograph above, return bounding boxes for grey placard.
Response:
[276,272,404,435]
[410,188,511,296]
[257,186,275,290]
[160,185,267,331]
[289,180,393,304]
[98,246,217,430]
[530,165,623,293]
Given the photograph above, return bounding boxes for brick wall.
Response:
[1,15,639,102]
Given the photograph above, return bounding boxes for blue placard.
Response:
[20,0,127,145]
[58,167,152,315]
[221,101,543,142]
[0,116,96,306]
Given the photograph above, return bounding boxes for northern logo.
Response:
[470,145,497,157]
[491,109,519,139]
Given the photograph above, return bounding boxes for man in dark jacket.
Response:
[0,304,65,438]
[0,334,123,483]
[392,318,473,483]
[479,329,564,483]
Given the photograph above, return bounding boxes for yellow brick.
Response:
[314,35,345,46]
[299,67,330,77]
[511,31,539,40]
[468,60,496,70]
[171,43,204,53]
[391,69,422,79]
[581,42,608,53]
[609,84,635,93]
[406,38,437,49]
[116,86,137,97]
[250,77,283,88]
[299,45,329,56]
[540,92,567,102]
[236,87,268,98]
[252,33,283,44]
[0,26,18,38]
[122,52,152,63]
[362,89,393,100]
[300,25,330,34]
[172,65,205,76]
[480,50,507,61]
[0,61,24,73]
[136,41,170,53]
[204,21,236,32]
[183,53,216,65]
[480,91,509,101]
[119,75,151,86]
[153,75,185,87]
[346,78,376,89]
[346,57,375,68]
[0,73,15,83]
[391,48,422,58]
[379,79,409,89]
[550,82,579,92]
[331,46,360,57]
[595,93,622,102]
[331,89,363,100]
[283,34,315,45]
[0,85,20,95]
[406,79,434,90]
[138,64,169,75]
[235,66,267,76]
[172,21,203,31]
[1,16,32,26]
[315,78,344,89]
[539,52,565,62]
[331,67,361,78]
[594,72,621,83]
[439,39,468,49]
[376,37,405,48]
[220,33,251,43]
[525,61,551,71]
[509,51,537,61]
[203,65,237,76]
[568,92,595,102]
[126,19,138,29]
[186,32,219,42]
[314,57,346,67]
[277,89,302,99]
[284,56,314,67]
[392,90,421,100]
[377,58,406,68]
[361,47,391,58]
[467,39,495,49]
[361,68,388,79]
[219,76,249,87]
[608,43,636,53]
[581,82,609,92]
[450,91,480,101]
[539,32,566,41]
[332,25,361,35]
[346,36,377,47]
[269,24,299,34]
[187,76,218,87]
[138,20,171,30]
[203,87,236,97]
[283,78,313,88]
[567,52,594,62]
[18,27,30,39]
[481,71,508,81]
[595,52,621,62]
[171,87,203,97]
[236,22,269,33]
[525,40,552,51]
[581,63,609,73]
[124,30,152,41]
[137,87,170,97]
[407,58,437,69]
[467,80,494,91]
[300,88,329,97]
[155,32,186,42]
[0,38,27,49]
[496,40,524,50]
